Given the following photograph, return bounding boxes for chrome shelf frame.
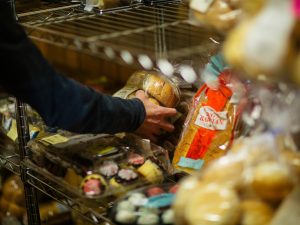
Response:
[19,1,221,75]
[1,1,215,224]
[24,160,112,225]
[0,148,20,175]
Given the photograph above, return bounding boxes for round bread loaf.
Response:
[281,150,300,179]
[251,161,294,202]
[143,73,180,108]
[202,157,244,190]
[240,199,274,225]
[173,176,206,225]
[2,175,25,206]
[185,183,241,225]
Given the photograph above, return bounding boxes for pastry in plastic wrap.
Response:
[143,73,180,108]
[29,133,171,201]
[114,70,180,108]
[137,159,164,183]
[251,161,294,202]
[110,183,177,225]
[80,174,108,197]
[0,197,26,219]
[172,70,241,174]
[173,176,206,225]
[2,175,25,207]
[189,0,241,32]
[281,150,300,179]
[174,132,300,225]
[201,156,244,190]
[224,0,295,79]
[240,199,274,225]
[185,183,241,225]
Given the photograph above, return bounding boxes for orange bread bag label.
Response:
[172,71,239,173]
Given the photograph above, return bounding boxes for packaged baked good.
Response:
[189,0,242,32]
[142,73,180,108]
[28,133,171,203]
[114,70,180,108]
[224,0,296,79]
[172,70,242,174]
[174,132,299,225]
[109,183,178,225]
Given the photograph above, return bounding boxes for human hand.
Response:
[135,90,177,142]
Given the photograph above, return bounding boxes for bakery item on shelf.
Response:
[148,97,160,106]
[111,184,176,225]
[116,200,135,212]
[0,197,26,219]
[162,209,175,225]
[201,157,244,190]
[128,153,145,167]
[143,73,180,108]
[99,160,119,177]
[137,213,160,225]
[240,199,274,225]
[281,150,300,179]
[2,175,25,206]
[173,176,206,225]
[146,187,165,197]
[251,161,294,202]
[184,183,241,225]
[190,0,241,32]
[64,168,83,187]
[168,184,179,194]
[115,210,137,224]
[116,169,139,184]
[137,159,164,183]
[80,174,107,197]
[127,193,148,207]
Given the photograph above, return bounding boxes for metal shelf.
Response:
[19,1,221,75]
[24,160,113,225]
[0,147,20,175]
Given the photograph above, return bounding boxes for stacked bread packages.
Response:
[173,133,300,225]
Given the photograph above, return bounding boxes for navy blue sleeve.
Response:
[0,1,145,134]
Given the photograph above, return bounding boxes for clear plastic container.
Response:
[114,70,181,108]
[189,0,241,33]
[142,72,181,108]
[109,183,178,225]
[28,133,172,203]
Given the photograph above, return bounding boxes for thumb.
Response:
[135,90,147,99]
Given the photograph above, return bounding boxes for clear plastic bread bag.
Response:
[172,67,246,174]
[173,131,299,225]
[189,0,242,33]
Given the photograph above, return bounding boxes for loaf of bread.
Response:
[172,71,239,174]
[240,199,274,225]
[185,183,241,225]
[190,0,241,32]
[251,161,294,202]
[173,176,206,225]
[2,175,25,207]
[114,70,180,108]
[143,73,180,108]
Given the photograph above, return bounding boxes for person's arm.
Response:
[0,1,145,134]
[0,1,176,137]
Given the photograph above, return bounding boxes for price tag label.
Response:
[6,120,18,141]
[41,134,69,145]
